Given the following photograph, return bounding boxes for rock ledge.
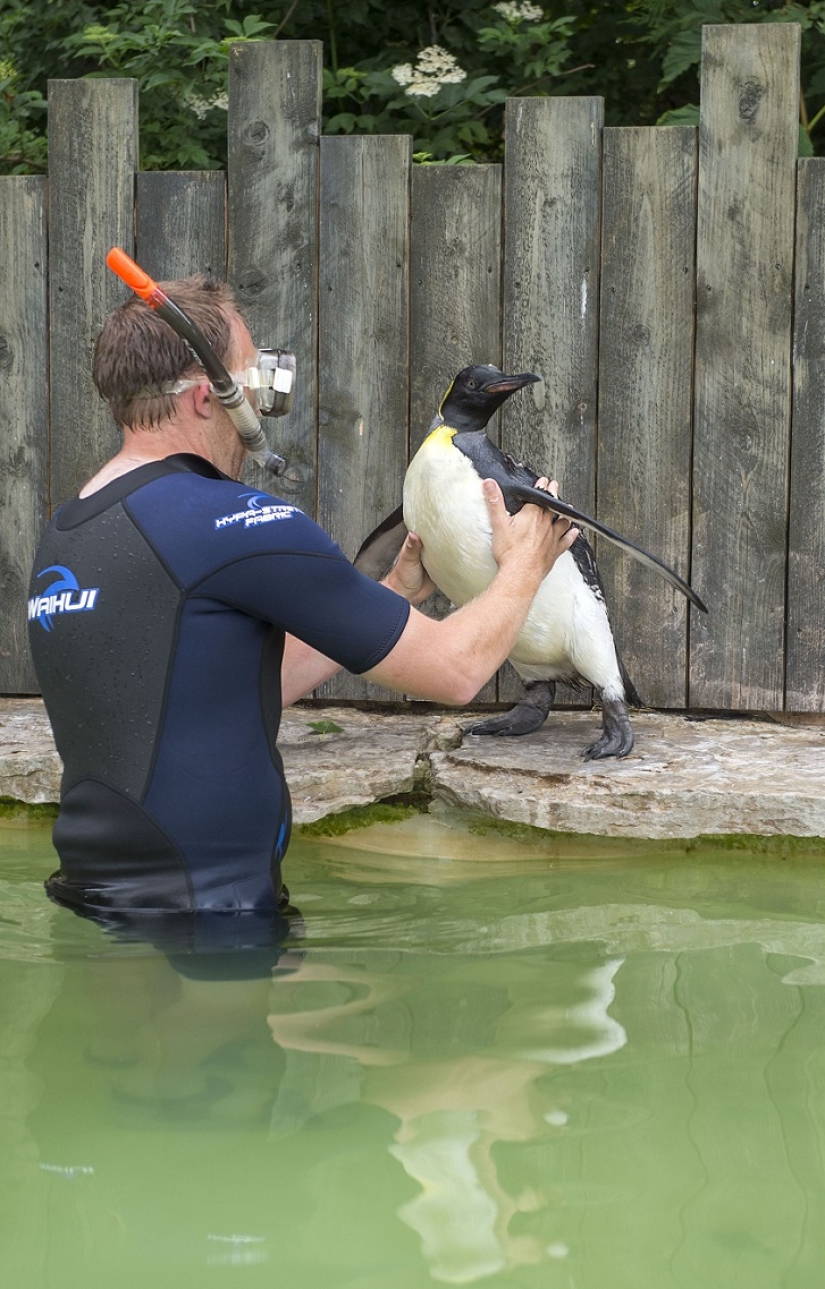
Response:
[2,698,825,840]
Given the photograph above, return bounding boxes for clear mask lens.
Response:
[235,349,296,417]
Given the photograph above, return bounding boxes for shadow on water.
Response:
[1,810,825,1287]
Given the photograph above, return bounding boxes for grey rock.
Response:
[278,707,462,822]
[0,699,63,804]
[2,698,825,839]
[431,711,825,838]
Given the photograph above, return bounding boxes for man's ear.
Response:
[191,382,215,419]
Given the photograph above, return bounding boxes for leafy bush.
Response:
[3,0,825,173]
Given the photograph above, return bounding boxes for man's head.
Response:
[93,275,247,429]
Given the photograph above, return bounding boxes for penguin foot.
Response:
[582,697,634,760]
[465,680,555,738]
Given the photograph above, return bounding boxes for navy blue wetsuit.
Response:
[28,455,410,918]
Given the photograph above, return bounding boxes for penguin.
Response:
[356,364,706,760]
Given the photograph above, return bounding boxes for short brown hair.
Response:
[93,275,244,429]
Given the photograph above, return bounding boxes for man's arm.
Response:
[280,530,436,706]
[280,636,341,708]
[364,479,577,703]
[282,479,576,707]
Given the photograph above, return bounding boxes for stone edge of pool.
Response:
[2,697,825,844]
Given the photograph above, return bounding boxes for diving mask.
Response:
[237,349,296,416]
[163,348,296,417]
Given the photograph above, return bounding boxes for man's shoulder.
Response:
[125,458,341,585]
[130,461,310,539]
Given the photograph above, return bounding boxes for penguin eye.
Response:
[467,379,478,390]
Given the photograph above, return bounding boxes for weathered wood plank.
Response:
[227,41,322,510]
[410,165,502,450]
[690,24,799,709]
[0,179,48,693]
[136,171,226,281]
[47,79,138,506]
[502,95,603,706]
[787,158,825,711]
[503,96,603,506]
[316,135,411,701]
[598,126,697,710]
[409,164,502,703]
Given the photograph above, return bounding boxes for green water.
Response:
[2,812,825,1289]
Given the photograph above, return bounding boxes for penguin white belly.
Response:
[404,430,498,605]
[509,562,624,698]
[403,430,624,698]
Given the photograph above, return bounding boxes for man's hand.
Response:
[484,476,578,583]
[364,476,580,704]
[382,531,437,605]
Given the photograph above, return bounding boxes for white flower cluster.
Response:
[188,91,229,120]
[391,45,467,98]
[493,1,544,21]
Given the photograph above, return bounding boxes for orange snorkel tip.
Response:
[106,247,167,307]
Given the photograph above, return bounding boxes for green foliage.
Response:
[306,719,345,734]
[297,801,421,837]
[628,0,825,150]
[322,8,578,162]
[47,0,274,169]
[0,797,58,822]
[4,0,825,172]
[0,63,47,174]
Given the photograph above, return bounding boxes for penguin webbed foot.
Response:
[465,680,555,738]
[582,696,634,761]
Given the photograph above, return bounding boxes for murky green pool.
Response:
[2,810,825,1288]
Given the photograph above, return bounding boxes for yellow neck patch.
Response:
[423,421,457,451]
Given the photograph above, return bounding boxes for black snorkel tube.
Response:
[106,248,287,476]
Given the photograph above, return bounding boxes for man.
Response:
[28,276,577,921]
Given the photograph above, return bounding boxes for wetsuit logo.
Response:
[215,492,297,531]
[28,566,100,632]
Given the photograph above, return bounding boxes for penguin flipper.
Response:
[505,482,708,616]
[518,487,706,618]
[354,504,407,581]
[451,432,707,614]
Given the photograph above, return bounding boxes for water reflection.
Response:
[263,954,625,1280]
[2,825,825,1288]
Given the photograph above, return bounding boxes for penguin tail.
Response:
[354,504,407,580]
[619,657,643,709]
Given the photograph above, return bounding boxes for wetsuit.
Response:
[27,454,410,918]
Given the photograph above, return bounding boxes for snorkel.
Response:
[106,248,291,476]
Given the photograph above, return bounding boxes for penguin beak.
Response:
[481,372,541,395]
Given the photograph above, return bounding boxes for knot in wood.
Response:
[279,463,307,494]
[237,267,268,298]
[245,120,270,145]
[243,120,270,161]
[0,335,12,372]
[738,79,764,124]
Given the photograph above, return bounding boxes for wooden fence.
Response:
[1,22,824,714]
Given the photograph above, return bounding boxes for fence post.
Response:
[47,78,139,507]
[409,165,503,451]
[787,158,825,712]
[136,172,227,282]
[598,126,697,709]
[227,40,322,513]
[316,134,411,702]
[0,178,48,692]
[501,95,603,706]
[408,163,503,704]
[690,23,799,709]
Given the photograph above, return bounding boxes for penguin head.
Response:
[438,365,541,432]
